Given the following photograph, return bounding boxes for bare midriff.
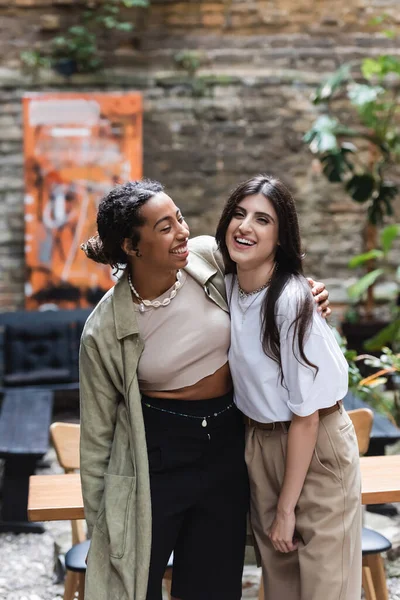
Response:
[142,362,232,401]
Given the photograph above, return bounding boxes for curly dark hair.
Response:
[81,179,164,268]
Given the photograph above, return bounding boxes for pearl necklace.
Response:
[128,271,182,313]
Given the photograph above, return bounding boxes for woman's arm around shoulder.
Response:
[188,235,225,276]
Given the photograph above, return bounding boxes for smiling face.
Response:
[225,193,279,272]
[130,192,190,271]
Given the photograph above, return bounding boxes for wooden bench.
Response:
[0,387,53,533]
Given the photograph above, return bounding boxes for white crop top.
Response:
[136,271,231,391]
[226,274,348,422]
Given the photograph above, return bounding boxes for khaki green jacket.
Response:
[80,236,228,600]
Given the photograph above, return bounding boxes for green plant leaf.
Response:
[303,115,341,153]
[383,29,396,39]
[347,268,385,301]
[364,318,400,351]
[368,201,384,226]
[116,22,134,31]
[348,249,384,268]
[381,224,400,255]
[122,0,149,6]
[347,83,384,107]
[345,173,375,202]
[318,143,356,182]
[312,63,352,103]
[376,182,398,220]
[362,55,400,80]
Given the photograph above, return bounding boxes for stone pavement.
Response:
[1,446,400,599]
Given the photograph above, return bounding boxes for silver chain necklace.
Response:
[238,279,271,300]
[128,271,182,313]
[237,275,272,324]
[237,264,276,301]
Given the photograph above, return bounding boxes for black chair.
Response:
[64,539,90,600]
[3,322,75,386]
[362,528,392,600]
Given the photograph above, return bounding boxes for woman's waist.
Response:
[141,361,232,400]
[142,389,234,415]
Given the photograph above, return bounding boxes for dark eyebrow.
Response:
[153,209,181,229]
[235,206,275,223]
[255,211,275,222]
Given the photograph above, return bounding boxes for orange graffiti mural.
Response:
[23,92,142,309]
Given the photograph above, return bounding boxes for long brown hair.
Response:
[215,174,318,384]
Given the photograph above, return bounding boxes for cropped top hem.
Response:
[139,358,229,392]
[136,271,231,391]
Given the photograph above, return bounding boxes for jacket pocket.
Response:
[103,473,136,559]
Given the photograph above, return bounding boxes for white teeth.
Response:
[235,237,255,246]
[171,245,187,254]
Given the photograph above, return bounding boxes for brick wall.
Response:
[0,0,399,311]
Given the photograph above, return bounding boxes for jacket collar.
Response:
[113,270,140,340]
[183,248,217,285]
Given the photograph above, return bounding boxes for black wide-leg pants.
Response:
[142,393,249,600]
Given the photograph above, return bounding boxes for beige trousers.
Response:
[245,407,362,600]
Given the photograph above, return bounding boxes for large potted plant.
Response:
[346,224,400,352]
[304,46,400,351]
[356,348,400,427]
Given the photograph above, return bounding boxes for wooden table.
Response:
[28,473,83,522]
[28,455,400,522]
[359,455,400,505]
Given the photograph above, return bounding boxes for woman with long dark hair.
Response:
[216,174,361,600]
[79,179,330,600]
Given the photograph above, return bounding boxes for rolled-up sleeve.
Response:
[79,341,120,537]
[280,313,349,418]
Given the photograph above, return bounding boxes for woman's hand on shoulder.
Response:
[267,510,298,553]
[307,278,331,319]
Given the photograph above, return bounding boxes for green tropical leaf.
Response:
[345,173,375,202]
[348,249,384,268]
[312,64,352,103]
[116,22,134,31]
[368,201,384,226]
[122,0,149,6]
[347,83,384,107]
[362,55,400,80]
[383,29,396,39]
[319,144,355,182]
[364,318,400,351]
[303,115,341,153]
[376,182,398,218]
[347,268,385,301]
[381,224,400,255]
